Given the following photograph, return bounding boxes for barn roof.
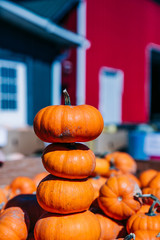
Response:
[0,0,89,48]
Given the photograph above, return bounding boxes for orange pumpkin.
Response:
[98,175,142,220]
[42,143,96,179]
[0,185,13,200]
[126,207,160,233]
[96,213,127,240]
[33,90,104,143]
[36,174,94,214]
[0,188,7,206]
[148,173,160,189]
[4,194,45,231]
[32,172,48,187]
[0,207,30,240]
[10,176,36,195]
[115,231,160,240]
[88,176,107,200]
[139,169,158,188]
[92,157,110,177]
[133,230,160,240]
[34,210,101,240]
[105,152,137,174]
[102,157,122,178]
[125,173,141,188]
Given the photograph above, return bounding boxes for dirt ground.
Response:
[0,157,44,186]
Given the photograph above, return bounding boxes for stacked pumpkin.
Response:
[33,89,104,240]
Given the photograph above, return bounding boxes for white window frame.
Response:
[0,59,27,127]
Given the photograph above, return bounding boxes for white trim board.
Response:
[76,0,89,105]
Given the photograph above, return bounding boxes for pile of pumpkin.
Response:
[0,155,160,239]
[88,152,160,240]
[0,90,160,239]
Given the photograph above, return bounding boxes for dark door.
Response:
[150,49,160,123]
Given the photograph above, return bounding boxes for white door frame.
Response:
[99,66,124,125]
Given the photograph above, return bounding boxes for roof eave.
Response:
[0,1,90,48]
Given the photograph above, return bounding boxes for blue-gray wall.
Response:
[0,20,61,125]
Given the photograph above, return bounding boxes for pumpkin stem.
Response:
[0,202,5,210]
[110,157,118,170]
[124,233,135,240]
[157,233,160,237]
[147,200,159,216]
[63,89,71,105]
[135,193,160,216]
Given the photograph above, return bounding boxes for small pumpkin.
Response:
[98,175,142,220]
[34,210,101,240]
[139,169,158,188]
[0,188,7,206]
[0,207,30,240]
[33,89,104,143]
[148,173,160,189]
[91,157,110,177]
[105,152,137,174]
[102,157,122,178]
[36,174,94,214]
[133,230,160,240]
[9,176,36,196]
[125,173,141,188]
[4,194,45,231]
[42,142,96,179]
[95,213,127,240]
[0,185,13,200]
[126,205,160,233]
[88,176,107,200]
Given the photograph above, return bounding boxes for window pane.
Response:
[9,68,16,78]
[9,100,17,109]
[9,84,17,94]
[1,84,9,93]
[1,67,9,78]
[1,100,8,109]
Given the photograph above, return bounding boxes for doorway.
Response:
[149,48,160,122]
[99,67,124,125]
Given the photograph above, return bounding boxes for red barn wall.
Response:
[85,0,160,123]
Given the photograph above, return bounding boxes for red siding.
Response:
[86,0,160,123]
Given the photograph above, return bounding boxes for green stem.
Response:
[157,233,160,237]
[0,202,5,210]
[135,193,160,216]
[124,233,135,240]
[63,89,71,105]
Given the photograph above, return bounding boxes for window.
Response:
[0,67,17,110]
[0,60,27,127]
